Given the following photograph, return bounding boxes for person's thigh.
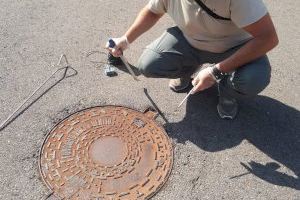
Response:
[137,27,199,78]
[198,43,244,64]
[219,55,271,99]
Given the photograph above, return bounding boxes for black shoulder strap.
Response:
[194,0,231,21]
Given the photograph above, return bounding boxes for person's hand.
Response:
[191,67,216,94]
[105,36,130,57]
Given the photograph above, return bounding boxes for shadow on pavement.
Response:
[112,63,141,76]
[164,87,300,190]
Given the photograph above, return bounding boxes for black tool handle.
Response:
[108,39,116,48]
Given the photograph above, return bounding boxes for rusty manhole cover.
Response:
[39,106,173,199]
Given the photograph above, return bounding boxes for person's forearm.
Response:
[218,33,278,73]
[125,6,163,44]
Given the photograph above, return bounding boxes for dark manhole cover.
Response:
[39,106,173,199]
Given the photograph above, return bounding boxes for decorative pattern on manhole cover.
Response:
[39,106,173,199]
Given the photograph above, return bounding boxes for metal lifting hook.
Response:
[0,54,77,131]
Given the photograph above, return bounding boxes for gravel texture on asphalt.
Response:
[0,0,299,199]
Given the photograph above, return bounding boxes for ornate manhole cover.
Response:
[39,106,173,199]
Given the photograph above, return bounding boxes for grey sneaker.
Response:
[169,77,191,92]
[217,96,238,119]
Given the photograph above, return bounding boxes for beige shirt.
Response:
[148,0,268,53]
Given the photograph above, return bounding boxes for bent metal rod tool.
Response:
[108,39,139,81]
[177,64,215,108]
[0,54,77,131]
[177,86,195,108]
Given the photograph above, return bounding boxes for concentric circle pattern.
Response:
[40,106,173,199]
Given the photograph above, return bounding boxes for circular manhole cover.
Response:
[39,106,173,199]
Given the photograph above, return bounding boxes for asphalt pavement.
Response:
[0,0,299,199]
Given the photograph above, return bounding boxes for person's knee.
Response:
[231,65,271,97]
[137,49,161,78]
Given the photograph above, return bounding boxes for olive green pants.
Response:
[137,27,271,99]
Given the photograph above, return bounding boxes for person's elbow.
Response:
[269,30,279,50]
[244,14,279,51]
[260,30,279,52]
